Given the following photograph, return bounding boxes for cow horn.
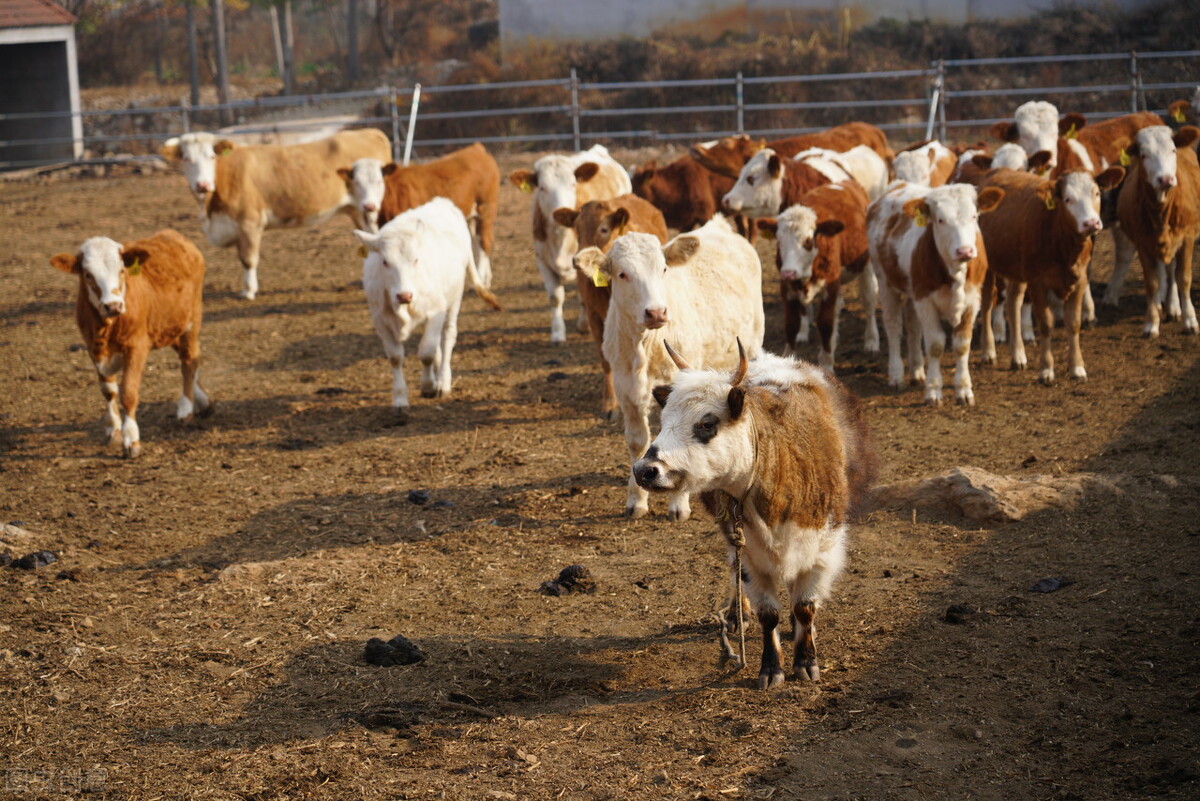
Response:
[730,338,748,386]
[663,341,691,370]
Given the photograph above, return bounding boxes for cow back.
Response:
[379,143,499,226]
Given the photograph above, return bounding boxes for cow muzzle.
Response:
[1080,218,1102,235]
[396,291,414,305]
[193,181,212,195]
[954,246,977,262]
[633,458,675,491]
[363,203,378,213]
[644,308,669,329]
[101,300,124,318]
[1157,174,1178,190]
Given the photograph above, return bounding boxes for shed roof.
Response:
[0,0,76,29]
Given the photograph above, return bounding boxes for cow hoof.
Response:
[391,407,410,426]
[1010,360,1027,371]
[197,400,216,419]
[124,442,142,459]
[420,388,438,399]
[1070,367,1088,381]
[924,394,942,407]
[1183,322,1198,335]
[1143,325,1160,338]
[238,290,256,301]
[601,407,620,423]
[794,662,821,682]
[956,392,975,407]
[624,504,649,520]
[667,507,690,523]
[103,427,120,444]
[1038,370,1056,386]
[757,670,786,690]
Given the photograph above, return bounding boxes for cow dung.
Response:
[364,635,426,667]
[540,564,596,596]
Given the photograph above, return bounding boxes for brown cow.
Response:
[50,230,210,458]
[340,143,500,287]
[756,180,877,370]
[631,153,734,232]
[691,122,893,180]
[1116,125,1200,337]
[552,195,669,420]
[720,148,849,218]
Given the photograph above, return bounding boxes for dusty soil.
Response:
[1,157,1198,801]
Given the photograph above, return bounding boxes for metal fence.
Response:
[1,49,1197,171]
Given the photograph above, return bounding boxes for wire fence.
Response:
[1,49,1197,171]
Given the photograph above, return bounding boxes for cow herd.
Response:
[45,93,1200,688]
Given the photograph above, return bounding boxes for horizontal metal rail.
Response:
[415,105,570,121]
[744,68,935,84]
[946,83,1132,99]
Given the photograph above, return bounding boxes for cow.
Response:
[552,195,670,421]
[721,148,851,218]
[991,101,1075,172]
[631,153,735,232]
[869,182,1005,405]
[159,128,391,299]
[690,122,893,180]
[1116,125,1200,337]
[1165,89,1200,128]
[573,217,764,521]
[351,198,502,422]
[509,145,632,343]
[964,166,1125,383]
[791,145,890,200]
[338,143,499,287]
[755,180,878,369]
[991,142,1031,170]
[50,229,210,458]
[893,140,958,187]
[632,346,876,688]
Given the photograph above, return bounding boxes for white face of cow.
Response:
[346,158,386,231]
[1134,126,1180,198]
[76,237,130,318]
[580,232,696,330]
[991,143,1029,171]
[920,185,982,267]
[775,205,819,283]
[723,148,782,217]
[1056,171,1105,235]
[170,133,219,199]
[1013,101,1061,168]
[354,228,422,308]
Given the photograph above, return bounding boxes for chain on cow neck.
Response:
[728,411,757,672]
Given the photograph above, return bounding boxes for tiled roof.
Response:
[0,0,76,29]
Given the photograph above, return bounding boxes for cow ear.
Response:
[121,247,150,273]
[213,139,236,157]
[755,218,777,239]
[336,167,352,182]
[814,219,844,238]
[574,162,600,183]
[663,234,700,267]
[353,230,381,250]
[641,160,657,176]
[159,138,181,161]
[552,207,578,228]
[509,169,536,191]
[573,246,610,280]
[727,386,745,421]
[651,384,672,408]
[767,154,782,179]
[1095,166,1126,191]
[1125,140,1141,157]
[976,187,1005,214]
[1035,182,1057,207]
[382,162,400,177]
[1168,100,1191,125]
[1173,125,1200,150]
[927,148,939,164]
[971,154,994,170]
[608,207,631,235]
[1059,113,1087,137]
[902,198,931,223]
[1026,150,1053,172]
[991,121,1018,142]
[50,252,80,274]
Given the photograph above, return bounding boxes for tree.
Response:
[185,0,200,105]
[346,0,360,82]
[267,0,295,95]
[211,0,231,123]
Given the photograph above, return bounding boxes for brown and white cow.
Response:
[721,148,851,219]
[966,166,1125,383]
[869,182,1004,405]
[339,143,499,286]
[893,140,958,187]
[690,122,893,180]
[756,180,878,369]
[160,128,391,299]
[509,145,632,342]
[50,229,210,458]
[552,194,669,420]
[991,101,1075,173]
[631,153,735,232]
[633,347,875,688]
[1117,125,1200,337]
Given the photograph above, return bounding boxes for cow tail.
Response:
[466,248,502,311]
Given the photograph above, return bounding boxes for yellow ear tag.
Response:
[1173,107,1188,123]
[1065,123,1078,140]
[914,209,927,227]
[591,269,609,288]
[1044,195,1057,210]
[126,257,142,276]
[519,180,534,193]
[1119,148,1132,167]
[357,245,368,258]
[615,221,628,238]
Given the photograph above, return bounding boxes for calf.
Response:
[339,143,500,286]
[967,166,1124,382]
[509,145,632,342]
[793,145,890,200]
[50,229,210,458]
[552,195,669,420]
[1116,125,1200,336]
[573,217,764,521]
[693,122,893,179]
[991,100,1074,172]
[160,128,391,299]
[351,198,501,422]
[631,153,734,231]
[721,148,850,218]
[633,347,875,688]
[756,181,878,368]
[893,140,957,186]
[869,182,1004,405]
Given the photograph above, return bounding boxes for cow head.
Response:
[762,204,846,305]
[631,161,657,201]
[513,155,606,274]
[893,146,939,186]
[160,132,233,200]
[991,101,1069,170]
[352,224,424,308]
[573,231,697,330]
[690,134,764,180]
[50,237,149,319]
[903,184,1004,267]
[338,158,387,232]
[1127,125,1197,201]
[722,148,783,218]
[553,200,631,253]
[990,143,1029,171]
[633,340,754,495]
[1037,167,1124,236]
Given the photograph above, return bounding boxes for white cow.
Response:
[573,217,764,521]
[343,158,387,232]
[893,140,956,187]
[792,145,890,200]
[509,145,632,343]
[992,100,1064,171]
[352,198,500,422]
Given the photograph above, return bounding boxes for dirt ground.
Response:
[1,154,1198,801]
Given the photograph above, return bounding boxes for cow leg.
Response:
[1080,259,1097,327]
[914,301,945,406]
[980,270,998,365]
[905,299,926,388]
[1142,251,1164,337]
[782,282,802,356]
[1163,259,1182,322]
[417,311,447,398]
[474,203,496,289]
[952,298,979,405]
[373,312,409,417]
[1064,281,1087,381]
[235,223,263,300]
[537,260,567,343]
[788,528,845,681]
[92,355,123,444]
[815,288,840,372]
[797,301,813,344]
[435,297,461,397]
[118,346,148,458]
[1177,240,1197,334]
[1103,227,1137,307]
[744,574,785,689]
[667,490,691,523]
[1031,285,1056,385]
[859,267,880,354]
[173,328,201,422]
[1006,281,1029,369]
[1021,300,1036,342]
[877,282,906,387]
[622,404,652,518]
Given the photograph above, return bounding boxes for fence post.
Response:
[736,71,745,134]
[570,68,581,151]
[1129,51,1139,113]
[937,59,947,143]
[389,86,401,162]
[403,83,421,166]
[925,62,942,142]
[181,98,190,134]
